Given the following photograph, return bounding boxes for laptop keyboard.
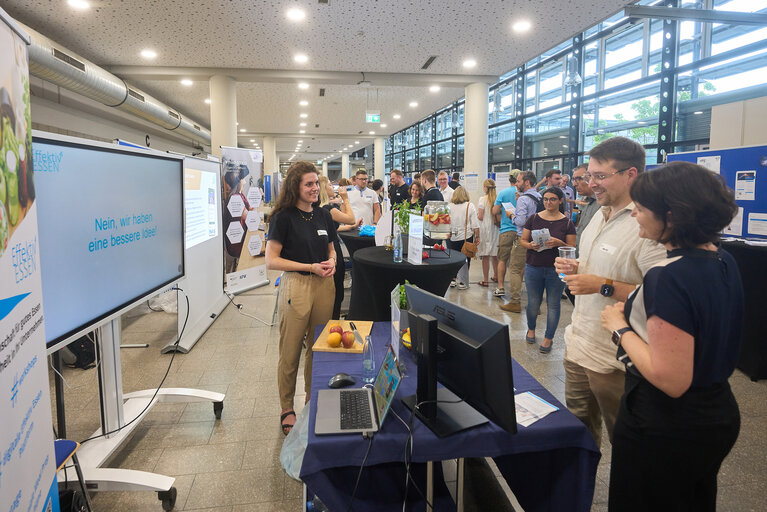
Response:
[339,390,373,430]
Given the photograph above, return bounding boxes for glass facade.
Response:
[385,0,767,177]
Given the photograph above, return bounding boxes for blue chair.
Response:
[55,439,93,512]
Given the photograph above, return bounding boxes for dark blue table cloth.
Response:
[301,323,600,512]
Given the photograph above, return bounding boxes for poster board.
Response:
[668,144,767,239]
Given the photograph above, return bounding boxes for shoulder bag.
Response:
[461,203,478,259]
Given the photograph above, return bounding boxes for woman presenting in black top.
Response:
[266,161,337,435]
[601,162,743,511]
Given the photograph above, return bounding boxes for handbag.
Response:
[460,203,478,259]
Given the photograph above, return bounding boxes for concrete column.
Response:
[341,153,350,179]
[263,136,276,174]
[464,82,490,198]
[374,137,385,179]
[209,75,237,158]
[322,161,328,176]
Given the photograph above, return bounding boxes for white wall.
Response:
[710,96,767,149]
[30,76,209,155]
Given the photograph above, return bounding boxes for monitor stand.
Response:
[402,313,489,438]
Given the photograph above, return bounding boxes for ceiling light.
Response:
[250,139,255,142]
[354,141,360,144]
[236,122,239,125]
[298,140,303,143]
[694,111,703,115]
[498,147,504,150]
[429,85,441,93]
[298,82,309,89]
[294,54,308,64]
[239,128,246,132]
[300,113,308,118]
[299,130,306,134]
[253,143,258,146]
[512,20,532,33]
[140,49,157,59]
[299,100,309,106]
[381,123,387,128]
[286,7,305,21]
[409,101,418,108]
[369,131,375,135]
[204,98,211,104]
[393,114,401,120]
[180,79,193,86]
[300,122,307,127]
[463,59,477,69]
[68,0,90,10]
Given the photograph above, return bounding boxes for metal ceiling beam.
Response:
[105,66,499,87]
[625,6,767,26]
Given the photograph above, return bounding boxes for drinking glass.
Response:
[558,246,576,281]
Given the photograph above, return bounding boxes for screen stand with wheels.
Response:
[402,313,488,438]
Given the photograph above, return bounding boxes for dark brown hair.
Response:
[421,169,436,185]
[588,136,647,173]
[272,161,318,215]
[518,171,537,187]
[629,161,738,248]
[409,181,425,198]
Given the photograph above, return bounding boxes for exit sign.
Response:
[366,111,380,123]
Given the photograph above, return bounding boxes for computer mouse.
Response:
[328,372,356,389]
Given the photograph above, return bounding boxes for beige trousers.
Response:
[277,272,335,410]
[564,358,626,449]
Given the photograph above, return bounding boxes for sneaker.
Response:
[499,302,521,313]
[493,288,506,297]
[450,280,457,288]
[457,282,468,290]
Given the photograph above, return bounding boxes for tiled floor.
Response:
[50,265,767,511]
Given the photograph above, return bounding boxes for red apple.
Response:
[341,331,356,349]
[329,324,343,335]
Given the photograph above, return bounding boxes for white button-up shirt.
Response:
[564,202,666,373]
[348,186,378,225]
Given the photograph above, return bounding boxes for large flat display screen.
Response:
[33,134,184,348]
[184,166,219,249]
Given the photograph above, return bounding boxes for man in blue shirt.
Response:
[491,169,523,310]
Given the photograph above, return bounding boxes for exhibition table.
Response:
[338,228,377,259]
[721,240,767,380]
[301,323,601,512]
[348,247,466,321]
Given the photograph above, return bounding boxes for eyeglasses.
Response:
[583,168,630,183]
[572,176,585,182]
[542,197,560,202]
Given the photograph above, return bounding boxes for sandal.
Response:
[478,281,489,287]
[280,410,296,436]
[491,276,498,283]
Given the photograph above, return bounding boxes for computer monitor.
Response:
[403,285,517,437]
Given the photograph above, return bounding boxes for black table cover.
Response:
[348,246,466,321]
[721,240,767,380]
[338,229,376,260]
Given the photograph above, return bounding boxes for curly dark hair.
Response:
[629,161,738,248]
[272,161,318,215]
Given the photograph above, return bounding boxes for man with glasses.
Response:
[571,164,600,254]
[554,136,665,448]
[349,169,381,225]
[437,170,454,203]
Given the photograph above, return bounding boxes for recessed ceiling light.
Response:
[140,49,157,59]
[369,131,375,135]
[299,100,309,106]
[204,98,211,104]
[512,20,532,33]
[286,7,305,21]
[409,101,418,108]
[463,59,477,69]
[250,139,255,142]
[180,79,193,86]
[236,122,239,125]
[298,140,303,143]
[294,54,308,64]
[393,114,401,119]
[300,122,307,127]
[381,124,388,128]
[239,128,246,133]
[354,141,360,144]
[299,130,306,133]
[429,85,441,93]
[300,113,308,118]
[298,82,309,89]
[253,143,258,146]
[67,0,90,10]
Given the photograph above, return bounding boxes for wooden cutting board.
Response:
[312,320,373,353]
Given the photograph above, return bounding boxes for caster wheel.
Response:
[158,486,177,511]
[213,401,224,419]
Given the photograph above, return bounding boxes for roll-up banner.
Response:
[0,8,60,512]
[220,146,269,293]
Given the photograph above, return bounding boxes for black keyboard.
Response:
[339,390,374,430]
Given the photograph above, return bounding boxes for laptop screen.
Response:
[372,345,402,426]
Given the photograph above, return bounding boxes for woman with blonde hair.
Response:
[477,178,500,287]
[448,186,480,289]
[318,175,360,319]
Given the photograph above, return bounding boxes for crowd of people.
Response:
[265,135,743,508]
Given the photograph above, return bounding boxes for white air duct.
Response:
[19,22,211,146]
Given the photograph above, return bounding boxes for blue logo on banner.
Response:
[0,293,30,322]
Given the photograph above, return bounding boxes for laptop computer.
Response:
[315,344,402,435]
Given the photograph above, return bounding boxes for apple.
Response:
[329,324,343,335]
[341,331,356,349]
[327,332,342,348]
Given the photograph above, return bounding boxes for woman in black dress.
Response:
[601,161,743,511]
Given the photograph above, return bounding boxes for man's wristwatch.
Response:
[611,327,633,347]
[600,279,615,297]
